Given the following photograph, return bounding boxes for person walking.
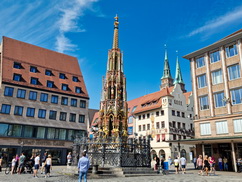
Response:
[44,155,52,178]
[223,157,228,171]
[174,157,180,174]
[155,156,160,172]
[193,157,197,169]
[203,155,210,176]
[209,156,216,175]
[67,152,72,166]
[17,153,26,174]
[168,156,172,167]
[33,153,40,178]
[78,152,90,182]
[218,157,223,171]
[41,152,47,174]
[180,156,187,174]
[11,156,17,175]
[197,155,203,175]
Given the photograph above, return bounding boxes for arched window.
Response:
[180,149,186,158]
[159,149,166,159]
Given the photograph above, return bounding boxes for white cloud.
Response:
[188,5,242,37]
[55,0,99,53]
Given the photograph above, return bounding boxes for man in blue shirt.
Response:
[78,152,90,182]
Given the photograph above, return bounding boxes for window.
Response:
[231,88,242,105]
[1,104,11,114]
[226,44,238,57]
[177,111,180,117]
[40,93,48,102]
[177,122,181,129]
[143,124,146,131]
[173,134,176,140]
[200,123,211,135]
[26,107,35,117]
[13,62,21,69]
[29,91,37,100]
[72,76,78,82]
[47,81,54,88]
[79,115,85,123]
[199,95,209,110]
[38,109,46,119]
[156,134,160,142]
[80,100,86,108]
[161,121,165,128]
[45,70,52,76]
[210,50,220,63]
[138,125,141,131]
[17,89,26,99]
[197,74,207,88]
[70,113,76,122]
[128,116,133,124]
[172,121,176,128]
[214,92,226,107]
[59,129,66,140]
[156,122,160,129]
[30,66,37,73]
[0,124,8,136]
[128,127,133,135]
[60,112,67,121]
[147,124,150,130]
[233,119,242,133]
[51,95,58,104]
[161,110,164,116]
[62,84,68,91]
[131,106,137,113]
[172,110,175,116]
[13,74,21,81]
[8,125,22,137]
[59,73,66,79]
[47,128,55,139]
[67,130,74,140]
[142,114,145,119]
[61,97,68,105]
[71,98,77,107]
[14,106,23,116]
[182,112,185,118]
[147,113,150,118]
[211,69,223,85]
[216,121,228,134]
[4,87,14,96]
[196,56,205,68]
[30,77,38,85]
[24,126,33,138]
[49,110,57,120]
[75,87,82,93]
[37,127,45,139]
[156,111,159,116]
[182,123,185,129]
[228,64,240,80]
[138,115,141,120]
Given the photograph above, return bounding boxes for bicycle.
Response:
[5,162,11,175]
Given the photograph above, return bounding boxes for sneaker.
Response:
[35,176,38,178]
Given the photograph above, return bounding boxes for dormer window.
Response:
[75,87,82,93]
[30,77,38,85]
[30,66,38,73]
[72,76,79,82]
[13,74,22,81]
[59,73,66,79]
[62,84,68,91]
[45,70,53,76]
[47,81,54,88]
[13,62,22,69]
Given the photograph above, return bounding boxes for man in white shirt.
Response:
[33,153,40,178]
[180,156,186,174]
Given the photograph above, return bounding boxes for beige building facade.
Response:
[184,29,242,172]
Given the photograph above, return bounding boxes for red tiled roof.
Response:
[91,112,99,126]
[1,36,89,98]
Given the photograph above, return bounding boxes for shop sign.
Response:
[18,139,65,146]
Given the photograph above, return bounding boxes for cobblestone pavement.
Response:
[0,165,242,182]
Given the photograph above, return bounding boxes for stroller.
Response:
[24,161,33,174]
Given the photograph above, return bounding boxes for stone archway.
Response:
[180,149,186,158]
[159,149,166,159]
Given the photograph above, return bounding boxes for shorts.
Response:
[181,165,186,168]
[175,165,179,168]
[34,164,39,170]
[18,163,24,169]
[198,166,203,170]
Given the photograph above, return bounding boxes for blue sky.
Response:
[1,0,242,109]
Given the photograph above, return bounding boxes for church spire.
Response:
[112,14,119,49]
[174,51,184,84]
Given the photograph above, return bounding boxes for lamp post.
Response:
[177,140,181,157]
[20,141,24,154]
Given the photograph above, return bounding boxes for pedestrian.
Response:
[67,152,72,166]
[223,157,228,171]
[0,156,2,172]
[197,155,203,175]
[168,156,172,166]
[33,153,40,178]
[14,154,19,173]
[174,157,179,174]
[193,156,197,169]
[180,156,186,174]
[41,152,47,174]
[209,156,216,175]
[11,156,17,175]
[78,151,90,182]
[44,155,52,178]
[155,155,160,172]
[17,152,26,174]
[203,155,210,176]
[218,156,223,171]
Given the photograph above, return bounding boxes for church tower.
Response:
[173,54,186,92]
[98,15,128,138]
[160,46,174,90]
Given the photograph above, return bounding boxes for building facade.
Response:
[0,37,89,165]
[183,29,242,171]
